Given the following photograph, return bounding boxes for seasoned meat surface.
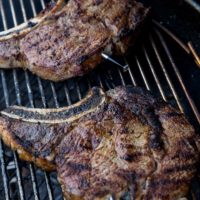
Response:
[0,86,199,199]
[56,87,199,199]
[0,0,149,81]
[0,87,105,171]
[0,118,69,171]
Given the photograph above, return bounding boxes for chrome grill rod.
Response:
[0,67,10,200]
[6,0,60,199]
[0,0,24,199]
[135,56,150,90]
[37,77,53,200]
[155,29,200,124]
[143,45,167,101]
[148,34,184,113]
[5,0,39,199]
[105,27,198,127]
[19,0,55,199]
[1,65,25,200]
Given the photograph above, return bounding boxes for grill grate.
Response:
[0,0,200,200]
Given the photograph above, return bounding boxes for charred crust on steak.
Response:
[0,86,199,199]
[0,0,149,81]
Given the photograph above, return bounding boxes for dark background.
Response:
[142,0,200,114]
[143,0,200,53]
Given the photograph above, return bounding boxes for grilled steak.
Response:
[0,86,199,199]
[0,88,105,171]
[0,0,149,82]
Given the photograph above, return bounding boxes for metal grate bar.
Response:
[13,71,21,105]
[183,0,200,13]
[19,0,54,195]
[39,0,61,110]
[40,0,46,9]
[0,3,10,198]
[149,34,184,113]
[28,165,39,200]
[64,85,72,105]
[8,0,17,26]
[50,83,59,108]
[5,2,39,199]
[7,0,24,108]
[152,20,190,54]
[20,0,59,196]
[23,73,39,200]
[123,58,138,87]
[98,74,104,88]
[11,62,38,200]
[1,70,25,200]
[135,56,150,91]
[143,45,167,101]
[126,62,137,87]
[6,1,51,199]
[155,29,200,124]
[0,140,9,200]
[30,0,37,16]
[0,0,8,29]
[107,33,197,129]
[37,77,47,108]
[19,0,27,20]
[25,72,34,108]
[13,152,25,200]
[103,59,126,89]
[0,1,26,199]
[135,57,150,91]
[1,72,9,107]
[43,172,53,200]
[37,78,53,200]
[76,82,83,99]
[75,82,82,100]
[117,69,126,86]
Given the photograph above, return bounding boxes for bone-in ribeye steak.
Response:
[0,86,199,199]
[0,0,149,81]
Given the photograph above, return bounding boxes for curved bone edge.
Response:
[0,0,66,40]
[1,87,106,124]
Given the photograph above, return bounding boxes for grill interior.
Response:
[0,0,200,200]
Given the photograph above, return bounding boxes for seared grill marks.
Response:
[0,0,149,81]
[0,86,199,199]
